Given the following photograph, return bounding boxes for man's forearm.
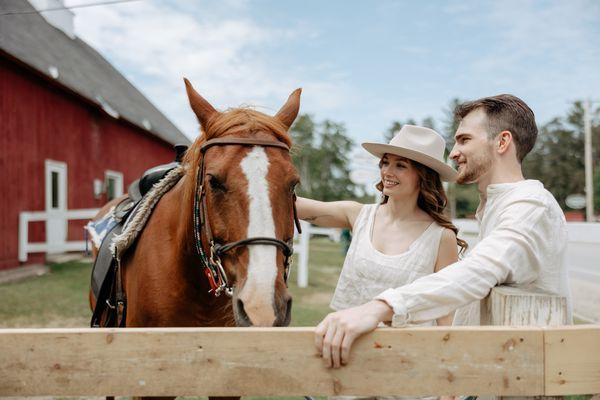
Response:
[369,299,394,322]
[375,250,507,323]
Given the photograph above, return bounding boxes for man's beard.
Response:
[456,152,493,185]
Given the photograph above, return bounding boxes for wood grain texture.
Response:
[0,327,544,397]
[545,326,600,396]
[483,286,570,400]
[481,286,568,327]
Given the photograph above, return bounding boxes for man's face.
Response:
[449,108,495,185]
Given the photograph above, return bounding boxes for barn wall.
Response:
[0,57,184,270]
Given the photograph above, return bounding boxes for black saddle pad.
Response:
[89,198,135,299]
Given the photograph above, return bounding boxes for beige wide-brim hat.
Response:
[362,125,457,182]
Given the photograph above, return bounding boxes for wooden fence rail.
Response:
[1,325,599,397]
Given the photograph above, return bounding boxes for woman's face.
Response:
[379,154,420,198]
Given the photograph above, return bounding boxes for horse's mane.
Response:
[180,108,292,244]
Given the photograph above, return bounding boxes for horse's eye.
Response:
[208,175,227,192]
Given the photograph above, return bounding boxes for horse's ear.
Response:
[275,88,302,130]
[184,78,218,128]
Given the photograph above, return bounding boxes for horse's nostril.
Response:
[276,297,293,327]
[285,297,292,326]
[235,298,251,326]
[236,298,246,316]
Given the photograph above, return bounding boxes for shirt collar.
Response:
[476,180,543,221]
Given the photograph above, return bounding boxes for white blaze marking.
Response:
[240,147,277,306]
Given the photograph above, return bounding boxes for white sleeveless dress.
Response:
[329,203,444,400]
[331,203,445,319]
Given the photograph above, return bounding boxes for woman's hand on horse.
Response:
[314,300,394,368]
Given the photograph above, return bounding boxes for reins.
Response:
[193,137,302,297]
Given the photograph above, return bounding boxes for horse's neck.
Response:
[169,174,197,256]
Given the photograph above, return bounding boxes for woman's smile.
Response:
[383,178,400,188]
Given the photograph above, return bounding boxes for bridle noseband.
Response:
[192,137,302,297]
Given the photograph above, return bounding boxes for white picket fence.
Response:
[18,209,99,262]
[294,221,342,287]
[18,211,600,290]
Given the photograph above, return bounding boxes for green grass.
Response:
[0,260,93,327]
[0,237,343,328]
[287,239,345,326]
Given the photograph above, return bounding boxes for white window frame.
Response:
[105,170,124,201]
[44,159,68,249]
[45,160,68,212]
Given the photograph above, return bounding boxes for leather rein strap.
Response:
[193,137,302,297]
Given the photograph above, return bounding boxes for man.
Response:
[315,94,571,369]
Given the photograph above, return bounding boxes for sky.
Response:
[64,0,600,150]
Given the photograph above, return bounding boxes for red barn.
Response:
[0,0,191,271]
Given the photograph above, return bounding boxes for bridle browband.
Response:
[192,137,302,297]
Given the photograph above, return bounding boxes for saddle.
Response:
[89,144,187,328]
[128,144,188,202]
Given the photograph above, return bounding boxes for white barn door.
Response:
[45,160,67,252]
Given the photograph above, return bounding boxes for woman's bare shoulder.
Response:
[441,227,457,241]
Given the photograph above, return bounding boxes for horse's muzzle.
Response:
[233,295,292,327]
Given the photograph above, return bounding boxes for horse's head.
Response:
[183,79,301,327]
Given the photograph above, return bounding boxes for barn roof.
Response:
[0,0,191,146]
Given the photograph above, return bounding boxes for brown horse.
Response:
[90,79,302,329]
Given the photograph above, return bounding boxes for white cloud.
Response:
[425,0,600,125]
[67,0,353,139]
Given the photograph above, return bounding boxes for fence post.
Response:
[481,286,568,327]
[297,221,310,288]
[18,212,29,262]
[482,285,568,400]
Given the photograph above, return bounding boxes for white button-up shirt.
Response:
[375,179,572,325]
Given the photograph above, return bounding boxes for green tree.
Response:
[453,184,480,218]
[383,119,415,142]
[442,98,463,151]
[523,102,600,214]
[595,169,600,215]
[441,97,479,219]
[289,114,316,197]
[290,114,358,201]
[383,117,437,142]
[421,116,436,130]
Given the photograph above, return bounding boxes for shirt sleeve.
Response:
[375,198,549,324]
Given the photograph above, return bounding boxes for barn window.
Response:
[51,171,59,208]
[105,170,124,201]
[45,159,67,212]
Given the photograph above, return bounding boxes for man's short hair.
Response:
[455,94,538,163]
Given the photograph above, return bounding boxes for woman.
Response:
[297,125,468,333]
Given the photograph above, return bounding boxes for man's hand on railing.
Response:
[314,299,394,368]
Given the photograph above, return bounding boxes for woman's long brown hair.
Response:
[376,158,468,255]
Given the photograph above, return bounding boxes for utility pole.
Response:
[584,99,594,222]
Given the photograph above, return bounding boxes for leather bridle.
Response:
[192,137,302,297]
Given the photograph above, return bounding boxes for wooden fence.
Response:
[1,287,599,397]
[1,325,598,397]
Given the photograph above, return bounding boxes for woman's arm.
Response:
[434,228,459,326]
[296,197,363,229]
